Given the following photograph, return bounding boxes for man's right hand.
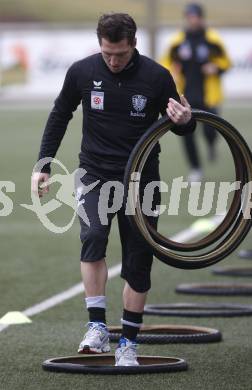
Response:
[31,172,50,198]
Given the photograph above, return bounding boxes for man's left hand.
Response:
[167,95,192,125]
[201,62,218,75]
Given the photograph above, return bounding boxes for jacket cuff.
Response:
[172,116,196,136]
[35,159,51,174]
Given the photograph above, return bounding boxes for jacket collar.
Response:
[185,27,206,39]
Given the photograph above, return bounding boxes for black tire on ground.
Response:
[238,249,252,259]
[144,303,252,317]
[42,355,188,375]
[212,267,252,277]
[108,324,222,344]
[176,283,252,296]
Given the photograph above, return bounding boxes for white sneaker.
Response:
[78,322,110,354]
[115,337,139,366]
[187,169,203,184]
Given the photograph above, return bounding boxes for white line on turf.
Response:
[0,214,224,333]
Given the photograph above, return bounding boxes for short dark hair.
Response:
[97,13,137,45]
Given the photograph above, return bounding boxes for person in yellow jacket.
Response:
[161,3,231,182]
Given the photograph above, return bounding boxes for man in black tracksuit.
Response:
[33,13,195,366]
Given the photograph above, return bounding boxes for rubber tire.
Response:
[42,355,188,375]
[123,110,252,269]
[108,324,222,344]
[144,303,252,317]
[212,267,252,277]
[176,283,252,296]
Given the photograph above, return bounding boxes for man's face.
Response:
[185,14,204,31]
[100,38,136,73]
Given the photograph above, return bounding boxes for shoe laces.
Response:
[84,322,106,340]
[119,340,137,360]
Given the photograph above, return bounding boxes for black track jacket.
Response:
[38,49,195,179]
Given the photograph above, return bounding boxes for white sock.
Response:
[85,295,106,309]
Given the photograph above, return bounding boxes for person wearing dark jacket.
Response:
[32,13,195,366]
[161,3,231,182]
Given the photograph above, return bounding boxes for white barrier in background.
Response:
[0,28,149,100]
[0,27,251,100]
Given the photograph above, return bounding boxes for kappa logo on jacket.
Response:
[131,95,147,118]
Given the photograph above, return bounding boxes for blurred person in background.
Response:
[32,13,195,366]
[161,3,231,182]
